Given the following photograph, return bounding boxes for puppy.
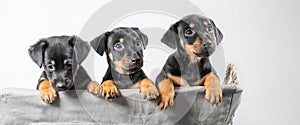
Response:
[156,14,223,109]
[89,27,159,100]
[29,35,92,103]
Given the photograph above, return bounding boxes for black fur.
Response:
[29,35,91,91]
[156,14,223,85]
[91,27,149,89]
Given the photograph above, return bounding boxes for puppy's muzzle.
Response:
[129,53,141,65]
[193,39,214,57]
[202,42,212,49]
[53,78,72,91]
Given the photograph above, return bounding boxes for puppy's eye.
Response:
[114,42,124,50]
[136,40,142,48]
[46,64,55,72]
[184,28,195,37]
[207,25,214,33]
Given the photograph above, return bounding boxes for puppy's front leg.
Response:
[133,78,159,100]
[39,79,57,103]
[101,80,119,99]
[87,81,102,96]
[157,79,175,110]
[203,72,222,104]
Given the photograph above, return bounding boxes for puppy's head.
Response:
[91,27,148,74]
[162,14,223,63]
[28,36,90,91]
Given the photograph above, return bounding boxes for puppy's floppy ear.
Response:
[28,39,48,68]
[209,19,223,45]
[68,36,90,64]
[90,32,110,56]
[132,27,148,49]
[161,21,180,49]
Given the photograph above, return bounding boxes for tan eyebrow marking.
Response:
[189,23,195,28]
[133,37,137,41]
[63,59,68,65]
[50,60,55,65]
[203,21,209,27]
[119,38,124,43]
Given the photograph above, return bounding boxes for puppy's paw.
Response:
[157,91,174,110]
[101,80,119,100]
[204,73,222,105]
[205,86,222,104]
[39,80,57,103]
[87,81,102,96]
[156,79,175,110]
[139,78,159,100]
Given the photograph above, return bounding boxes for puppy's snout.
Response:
[202,42,212,48]
[130,57,140,64]
[56,82,65,88]
[54,78,72,90]
[130,54,141,64]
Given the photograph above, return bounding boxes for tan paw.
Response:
[138,78,159,100]
[87,81,102,96]
[156,79,175,110]
[101,80,119,100]
[204,73,222,104]
[205,86,222,104]
[39,80,57,103]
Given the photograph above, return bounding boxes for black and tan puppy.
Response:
[156,14,223,109]
[29,35,92,103]
[89,27,159,100]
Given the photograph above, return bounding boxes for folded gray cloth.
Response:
[0,85,242,125]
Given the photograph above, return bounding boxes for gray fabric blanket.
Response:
[0,85,242,125]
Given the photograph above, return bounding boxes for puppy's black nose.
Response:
[130,57,140,64]
[55,78,71,90]
[56,82,66,88]
[130,53,141,64]
[202,42,212,48]
[56,83,67,91]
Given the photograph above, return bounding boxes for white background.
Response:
[0,0,300,125]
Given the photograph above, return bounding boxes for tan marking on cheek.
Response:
[108,52,113,61]
[50,60,55,65]
[63,59,68,65]
[189,23,195,28]
[133,37,137,41]
[112,53,133,74]
[119,38,124,43]
[193,38,202,53]
[180,39,185,48]
[194,38,201,45]
[184,38,202,64]
[185,44,194,51]
[203,21,208,27]
[184,44,198,63]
